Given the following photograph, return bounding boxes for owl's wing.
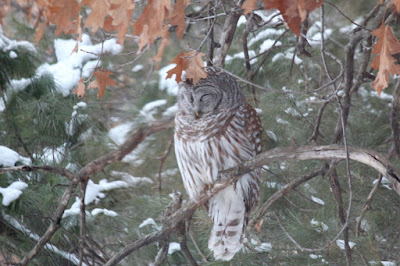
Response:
[208,103,263,260]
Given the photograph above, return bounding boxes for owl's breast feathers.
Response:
[174,103,262,201]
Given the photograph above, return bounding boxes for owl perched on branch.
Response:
[174,67,262,261]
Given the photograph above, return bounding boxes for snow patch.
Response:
[0,27,36,53]
[82,60,99,78]
[163,104,178,117]
[267,130,277,142]
[225,50,257,65]
[41,146,65,163]
[64,177,149,218]
[108,122,134,145]
[36,34,122,97]
[285,107,301,117]
[260,39,282,53]
[0,146,31,167]
[159,64,180,96]
[311,196,325,205]
[132,64,144,72]
[276,117,290,125]
[248,28,285,47]
[307,21,333,46]
[139,218,161,230]
[9,78,32,92]
[140,99,167,120]
[0,97,4,111]
[272,51,302,65]
[9,50,17,58]
[110,171,153,185]
[373,176,393,190]
[168,242,181,255]
[336,239,356,250]
[310,218,329,232]
[91,208,118,217]
[0,181,28,206]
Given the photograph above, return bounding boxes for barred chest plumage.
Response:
[174,103,262,203]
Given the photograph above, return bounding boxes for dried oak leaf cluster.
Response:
[2,0,400,98]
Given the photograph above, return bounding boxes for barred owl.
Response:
[174,67,262,261]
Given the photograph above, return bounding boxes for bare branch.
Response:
[156,136,174,192]
[249,166,327,227]
[391,80,400,158]
[214,2,245,67]
[20,180,79,266]
[76,117,174,183]
[0,165,75,181]
[105,144,400,265]
[356,174,383,237]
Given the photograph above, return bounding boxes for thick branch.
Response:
[105,144,400,265]
[213,2,244,67]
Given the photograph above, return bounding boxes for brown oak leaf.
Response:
[133,0,171,52]
[170,0,189,39]
[242,0,258,15]
[87,69,118,100]
[370,24,400,95]
[106,0,134,44]
[255,219,263,233]
[263,0,323,36]
[83,0,111,33]
[166,51,207,84]
[47,0,80,36]
[73,78,86,98]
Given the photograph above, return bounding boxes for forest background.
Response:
[1,0,400,265]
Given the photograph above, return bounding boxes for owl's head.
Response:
[177,67,244,119]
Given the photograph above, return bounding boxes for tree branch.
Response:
[391,79,400,158]
[104,144,400,265]
[213,1,245,67]
[11,118,175,265]
[76,117,174,183]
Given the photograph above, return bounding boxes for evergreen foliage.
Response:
[1,1,400,265]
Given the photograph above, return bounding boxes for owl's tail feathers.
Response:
[207,186,246,261]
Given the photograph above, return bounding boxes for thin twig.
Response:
[321,5,352,264]
[242,12,257,106]
[156,136,174,193]
[188,228,208,263]
[325,1,372,32]
[308,100,330,143]
[79,179,88,266]
[249,167,327,227]
[355,174,383,237]
[390,79,400,158]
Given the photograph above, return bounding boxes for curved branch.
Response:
[105,144,400,265]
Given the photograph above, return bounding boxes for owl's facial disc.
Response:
[192,86,222,118]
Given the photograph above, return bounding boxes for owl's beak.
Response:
[194,109,201,119]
